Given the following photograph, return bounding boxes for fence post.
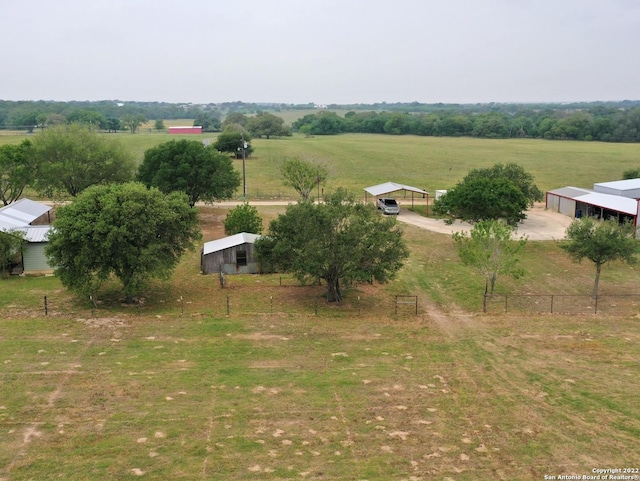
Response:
[394,295,398,316]
[550,295,554,314]
[44,296,48,316]
[357,296,360,315]
[226,295,230,316]
[270,296,273,315]
[482,281,488,313]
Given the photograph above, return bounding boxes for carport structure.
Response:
[364,182,429,209]
[546,185,640,236]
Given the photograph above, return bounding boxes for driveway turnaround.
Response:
[396,203,572,241]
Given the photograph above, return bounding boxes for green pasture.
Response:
[2,125,639,200]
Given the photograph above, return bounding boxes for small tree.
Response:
[622,168,640,180]
[46,182,201,302]
[280,157,328,201]
[245,112,291,139]
[0,140,33,205]
[0,230,24,278]
[213,127,254,158]
[121,113,147,134]
[223,202,263,235]
[452,219,527,295]
[154,119,166,131]
[559,218,639,298]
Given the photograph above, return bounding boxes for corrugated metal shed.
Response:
[203,233,260,256]
[20,226,51,243]
[364,182,428,197]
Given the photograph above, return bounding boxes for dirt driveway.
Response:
[396,203,572,240]
[215,201,573,241]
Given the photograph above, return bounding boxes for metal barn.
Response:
[168,126,203,134]
[201,233,261,275]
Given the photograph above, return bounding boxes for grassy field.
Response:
[2,123,640,200]
[1,130,640,479]
[1,207,640,480]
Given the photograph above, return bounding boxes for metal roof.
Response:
[0,199,51,232]
[19,226,52,243]
[364,182,428,197]
[593,178,640,192]
[547,186,594,198]
[203,232,261,256]
[575,192,639,216]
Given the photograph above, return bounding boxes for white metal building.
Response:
[593,178,640,198]
[546,180,640,236]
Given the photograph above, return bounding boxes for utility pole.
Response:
[241,133,247,198]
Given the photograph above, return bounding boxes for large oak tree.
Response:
[138,139,240,207]
[29,123,135,198]
[46,182,201,302]
[256,189,409,302]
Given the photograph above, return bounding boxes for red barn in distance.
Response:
[168,126,203,134]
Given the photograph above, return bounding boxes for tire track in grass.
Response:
[200,389,217,479]
[1,335,95,479]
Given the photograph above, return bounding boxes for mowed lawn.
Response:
[1,208,640,480]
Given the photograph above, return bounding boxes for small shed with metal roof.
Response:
[0,200,54,275]
[363,182,429,209]
[201,232,261,275]
[20,226,53,274]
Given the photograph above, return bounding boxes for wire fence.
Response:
[484,293,640,315]
[31,288,420,320]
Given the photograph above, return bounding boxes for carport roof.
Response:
[203,232,261,256]
[574,192,638,216]
[364,182,428,197]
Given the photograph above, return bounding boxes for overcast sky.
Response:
[1,0,638,105]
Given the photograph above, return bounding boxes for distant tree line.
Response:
[3,99,640,142]
[291,106,640,142]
